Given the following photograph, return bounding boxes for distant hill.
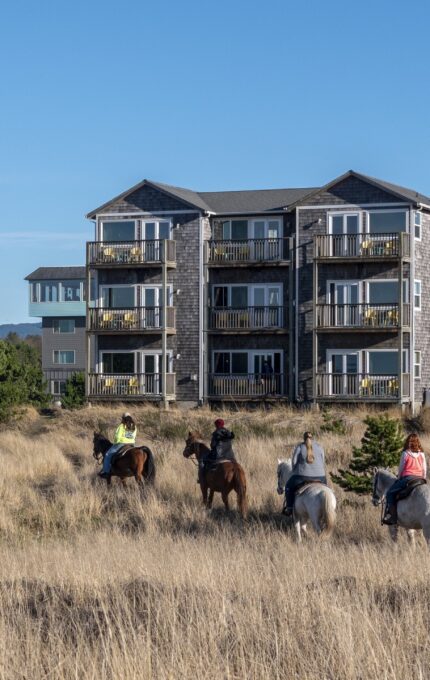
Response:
[0,323,42,338]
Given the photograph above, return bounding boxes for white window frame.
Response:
[414,351,421,379]
[365,209,409,234]
[414,280,422,310]
[53,319,76,334]
[98,219,137,242]
[250,218,283,240]
[141,284,173,307]
[141,219,172,241]
[327,349,362,374]
[51,380,67,396]
[212,283,282,307]
[53,350,75,365]
[364,349,408,375]
[140,350,173,374]
[99,284,137,308]
[326,280,361,304]
[212,350,283,374]
[99,350,136,374]
[364,278,408,304]
[327,212,362,235]
[414,212,422,241]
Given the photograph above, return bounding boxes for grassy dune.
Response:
[0,405,429,679]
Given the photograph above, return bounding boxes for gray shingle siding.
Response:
[42,317,86,371]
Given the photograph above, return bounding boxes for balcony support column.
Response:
[161,242,168,410]
[398,257,404,406]
[313,256,318,403]
[85,262,91,403]
[288,236,294,401]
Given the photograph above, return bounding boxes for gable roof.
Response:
[25,266,86,281]
[197,187,315,213]
[286,170,430,210]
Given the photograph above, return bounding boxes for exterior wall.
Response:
[295,176,410,401]
[42,316,86,372]
[91,185,203,403]
[29,301,86,317]
[413,210,430,405]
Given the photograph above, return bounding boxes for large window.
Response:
[212,284,282,308]
[222,220,248,240]
[40,282,59,302]
[102,352,135,374]
[60,281,81,302]
[330,213,360,235]
[368,211,407,234]
[101,220,136,242]
[367,351,398,375]
[142,220,171,240]
[213,351,282,375]
[101,286,135,308]
[53,319,75,334]
[53,350,75,365]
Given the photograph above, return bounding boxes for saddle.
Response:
[296,480,326,496]
[111,444,134,464]
[396,478,426,502]
[205,458,236,472]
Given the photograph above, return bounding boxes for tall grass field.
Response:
[0,404,429,679]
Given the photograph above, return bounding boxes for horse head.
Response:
[93,431,111,462]
[372,468,396,507]
[277,458,292,495]
[183,431,206,460]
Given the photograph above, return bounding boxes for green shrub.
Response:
[320,411,348,435]
[0,339,48,421]
[61,373,86,410]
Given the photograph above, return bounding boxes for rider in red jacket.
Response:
[383,433,427,525]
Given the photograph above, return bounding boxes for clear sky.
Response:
[1,0,430,323]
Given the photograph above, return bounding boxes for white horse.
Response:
[372,469,430,548]
[277,458,337,541]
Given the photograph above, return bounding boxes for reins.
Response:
[185,440,205,467]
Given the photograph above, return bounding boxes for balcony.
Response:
[315,373,410,401]
[87,240,176,267]
[316,303,410,331]
[88,373,176,399]
[208,306,286,333]
[207,238,289,267]
[208,373,285,399]
[314,233,410,260]
[88,307,176,333]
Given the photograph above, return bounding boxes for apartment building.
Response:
[85,170,430,411]
[25,266,86,397]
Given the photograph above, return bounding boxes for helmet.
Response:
[214,418,225,428]
[123,412,132,419]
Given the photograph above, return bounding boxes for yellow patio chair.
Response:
[364,308,376,326]
[128,376,139,394]
[101,311,113,329]
[386,309,399,326]
[102,377,115,394]
[130,246,142,262]
[388,379,399,395]
[123,311,137,329]
[102,246,115,262]
[360,377,370,396]
[361,239,372,255]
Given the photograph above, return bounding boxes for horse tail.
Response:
[233,464,248,520]
[320,488,336,539]
[141,447,156,484]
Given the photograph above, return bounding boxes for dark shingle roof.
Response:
[25,266,86,281]
[356,172,430,206]
[198,187,315,213]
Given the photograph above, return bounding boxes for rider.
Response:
[99,412,137,478]
[282,432,327,516]
[382,433,427,525]
[198,418,235,484]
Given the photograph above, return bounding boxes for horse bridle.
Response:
[183,439,202,466]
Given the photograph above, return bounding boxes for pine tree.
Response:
[330,414,404,494]
[61,372,85,410]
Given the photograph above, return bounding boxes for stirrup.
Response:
[382,513,397,526]
[282,507,293,517]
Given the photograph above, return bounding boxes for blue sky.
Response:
[1,0,430,323]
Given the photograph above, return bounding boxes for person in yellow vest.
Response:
[99,412,137,478]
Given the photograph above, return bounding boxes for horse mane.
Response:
[93,431,112,451]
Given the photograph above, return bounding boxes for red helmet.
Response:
[214,418,225,428]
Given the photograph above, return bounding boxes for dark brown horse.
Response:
[183,431,248,519]
[93,432,156,489]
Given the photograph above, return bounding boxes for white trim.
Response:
[53,350,76,365]
[99,350,136,374]
[414,350,421,379]
[220,217,283,240]
[52,318,76,334]
[98,218,138,242]
[365,348,408,374]
[99,284,137,308]
[211,349,283,374]
[326,280,361,304]
[327,211,361,235]
[414,211,422,241]
[141,218,172,240]
[326,349,362,374]
[96,210,201,217]
[51,379,67,396]
[365,208,409,234]
[212,283,282,307]
[295,202,411,210]
[364,278,408,304]
[414,279,422,310]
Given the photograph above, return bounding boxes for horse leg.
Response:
[422,524,430,549]
[293,516,302,543]
[201,483,209,506]
[121,478,127,488]
[301,523,309,539]
[221,491,230,512]
[406,529,416,550]
[107,475,112,487]
[388,525,399,544]
[207,489,215,509]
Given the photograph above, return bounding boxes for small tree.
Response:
[330,414,404,494]
[61,372,86,410]
[0,339,48,421]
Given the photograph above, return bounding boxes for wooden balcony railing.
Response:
[316,303,410,329]
[314,233,410,259]
[208,238,289,264]
[208,306,285,330]
[87,239,176,265]
[88,373,176,398]
[208,373,284,398]
[315,373,410,400]
[88,307,175,331]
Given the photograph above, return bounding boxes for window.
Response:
[102,352,135,374]
[53,319,75,333]
[368,351,398,375]
[414,351,421,379]
[40,282,59,302]
[51,380,66,395]
[415,212,422,240]
[222,220,248,240]
[53,350,75,365]
[30,283,38,302]
[414,280,421,310]
[214,352,248,374]
[60,281,81,302]
[142,220,171,240]
[330,213,360,235]
[101,220,136,242]
[368,211,407,234]
[101,286,135,308]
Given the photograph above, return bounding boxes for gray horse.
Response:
[372,469,430,548]
[277,459,336,541]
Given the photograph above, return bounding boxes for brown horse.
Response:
[93,432,156,489]
[183,431,248,519]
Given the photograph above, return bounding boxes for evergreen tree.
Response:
[0,339,48,421]
[330,414,404,494]
[61,372,85,409]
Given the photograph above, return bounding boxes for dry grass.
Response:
[0,405,429,679]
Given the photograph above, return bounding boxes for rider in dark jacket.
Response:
[198,418,235,484]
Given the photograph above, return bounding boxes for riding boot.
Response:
[382,504,397,525]
[282,488,295,516]
[197,462,205,485]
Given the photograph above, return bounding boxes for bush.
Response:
[61,373,86,410]
[320,411,348,436]
[0,339,48,421]
[330,414,404,494]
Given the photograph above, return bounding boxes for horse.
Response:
[277,458,336,541]
[93,432,156,489]
[372,468,430,548]
[183,431,248,519]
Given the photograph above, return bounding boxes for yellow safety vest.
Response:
[114,423,137,445]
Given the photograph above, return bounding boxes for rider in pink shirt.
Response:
[383,433,427,525]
